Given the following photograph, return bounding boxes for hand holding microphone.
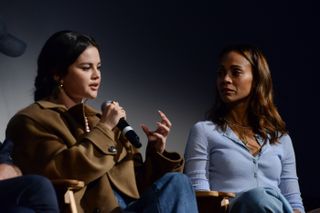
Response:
[100,101,125,130]
[101,101,142,148]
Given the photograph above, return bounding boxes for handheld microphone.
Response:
[101,101,142,148]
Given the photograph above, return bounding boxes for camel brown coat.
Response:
[6,101,184,213]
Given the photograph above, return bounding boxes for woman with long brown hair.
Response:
[184,44,305,212]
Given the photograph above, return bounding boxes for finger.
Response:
[147,132,164,140]
[141,124,150,135]
[105,100,117,107]
[102,103,115,115]
[121,110,126,119]
[109,104,122,115]
[105,102,114,109]
[152,132,166,142]
[157,122,170,134]
[110,100,119,106]
[158,110,172,128]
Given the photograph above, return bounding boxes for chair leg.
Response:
[64,189,78,213]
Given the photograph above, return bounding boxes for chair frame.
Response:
[51,179,85,213]
[196,191,235,213]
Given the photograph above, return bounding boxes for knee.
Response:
[162,172,190,185]
[160,172,193,192]
[23,175,55,193]
[230,187,278,212]
[238,187,267,201]
[23,175,51,185]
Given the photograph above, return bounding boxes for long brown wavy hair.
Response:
[206,44,287,144]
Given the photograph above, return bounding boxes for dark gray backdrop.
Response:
[0,0,318,210]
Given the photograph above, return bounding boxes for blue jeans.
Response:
[229,187,293,213]
[0,175,59,212]
[114,172,198,213]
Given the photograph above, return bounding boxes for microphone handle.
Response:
[124,130,142,148]
[100,101,142,148]
[117,118,142,148]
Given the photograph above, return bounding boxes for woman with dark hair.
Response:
[184,44,305,212]
[6,31,198,213]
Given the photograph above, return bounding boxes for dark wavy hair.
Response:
[34,30,99,101]
[206,44,287,144]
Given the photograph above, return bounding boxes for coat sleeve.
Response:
[6,113,120,184]
[134,142,184,193]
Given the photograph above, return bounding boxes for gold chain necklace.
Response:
[225,119,261,155]
[225,119,251,145]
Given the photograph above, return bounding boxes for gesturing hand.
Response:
[141,110,172,154]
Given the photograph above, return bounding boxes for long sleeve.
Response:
[279,135,305,213]
[5,101,187,212]
[184,122,210,191]
[134,142,184,193]
[5,102,125,184]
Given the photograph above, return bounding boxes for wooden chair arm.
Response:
[51,179,85,213]
[196,191,236,198]
[195,191,236,213]
[51,179,85,190]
